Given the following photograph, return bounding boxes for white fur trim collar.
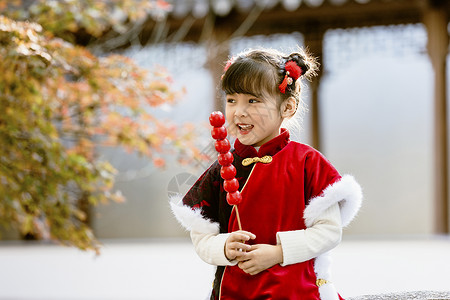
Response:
[304,174,363,228]
[169,194,220,234]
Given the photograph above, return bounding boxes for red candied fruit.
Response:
[227,191,242,205]
[215,139,231,154]
[209,111,225,127]
[211,126,227,140]
[220,164,236,180]
[218,152,233,166]
[224,178,239,193]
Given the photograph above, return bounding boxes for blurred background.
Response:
[1,0,450,299]
[68,0,450,239]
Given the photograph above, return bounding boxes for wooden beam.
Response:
[423,6,449,234]
[162,0,430,43]
[246,0,426,34]
[205,20,231,112]
[304,26,325,151]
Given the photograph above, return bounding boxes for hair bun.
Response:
[287,53,309,76]
[286,50,318,80]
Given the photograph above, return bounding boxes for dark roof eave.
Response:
[155,0,436,44]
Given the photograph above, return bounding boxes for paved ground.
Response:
[0,236,449,300]
[349,291,450,300]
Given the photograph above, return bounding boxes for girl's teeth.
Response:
[239,124,253,130]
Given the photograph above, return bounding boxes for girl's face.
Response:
[225,93,283,147]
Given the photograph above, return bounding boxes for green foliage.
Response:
[0,1,198,251]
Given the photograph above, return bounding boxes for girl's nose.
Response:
[235,104,248,118]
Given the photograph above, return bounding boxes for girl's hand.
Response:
[225,230,256,261]
[237,244,283,275]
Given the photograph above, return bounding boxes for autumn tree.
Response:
[0,0,200,251]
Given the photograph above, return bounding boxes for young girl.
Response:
[171,48,362,300]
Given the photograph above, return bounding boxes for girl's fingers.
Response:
[225,231,256,260]
[235,252,251,262]
[229,242,251,251]
[238,261,261,275]
[237,231,256,239]
[231,231,256,241]
[229,249,249,261]
[238,257,254,268]
[230,233,250,242]
[238,260,255,272]
[226,242,250,260]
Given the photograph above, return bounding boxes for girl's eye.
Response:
[249,99,259,103]
[226,98,235,103]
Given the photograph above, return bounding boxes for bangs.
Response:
[221,58,278,99]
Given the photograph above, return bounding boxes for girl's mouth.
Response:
[237,123,254,134]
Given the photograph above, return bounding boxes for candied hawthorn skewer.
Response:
[209,111,243,230]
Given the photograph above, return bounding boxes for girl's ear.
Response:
[281,97,297,119]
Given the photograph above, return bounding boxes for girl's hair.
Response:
[220,47,318,131]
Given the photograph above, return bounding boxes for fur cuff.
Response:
[315,251,340,300]
[304,174,362,228]
[169,194,220,234]
[318,282,340,300]
[314,251,333,280]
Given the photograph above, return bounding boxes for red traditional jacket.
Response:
[174,129,363,300]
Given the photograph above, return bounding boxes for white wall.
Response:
[322,54,434,235]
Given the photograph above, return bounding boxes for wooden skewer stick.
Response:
[234,205,242,231]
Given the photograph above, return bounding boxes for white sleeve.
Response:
[190,231,238,266]
[276,203,342,267]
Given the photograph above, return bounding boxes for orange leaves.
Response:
[153,157,166,168]
[0,3,197,252]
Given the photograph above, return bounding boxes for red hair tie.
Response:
[285,61,303,80]
[224,57,235,72]
[221,57,236,80]
[278,60,303,94]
